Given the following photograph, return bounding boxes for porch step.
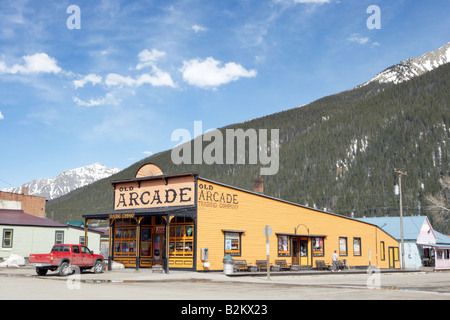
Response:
[290,265,312,271]
[151,264,164,273]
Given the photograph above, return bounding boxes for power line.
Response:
[0,177,15,188]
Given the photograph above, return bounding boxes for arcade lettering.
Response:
[115,186,193,209]
[198,183,239,210]
[109,213,135,219]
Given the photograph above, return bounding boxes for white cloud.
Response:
[180,57,257,89]
[142,151,153,156]
[348,34,370,45]
[104,73,135,87]
[73,73,103,88]
[73,93,121,107]
[0,53,61,75]
[138,70,176,87]
[294,0,330,3]
[0,111,4,120]
[102,49,175,88]
[105,69,176,88]
[192,25,207,33]
[136,49,166,70]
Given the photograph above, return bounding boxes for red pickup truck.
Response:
[29,244,104,276]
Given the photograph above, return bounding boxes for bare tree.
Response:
[426,176,450,224]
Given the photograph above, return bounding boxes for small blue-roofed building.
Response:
[358,216,450,270]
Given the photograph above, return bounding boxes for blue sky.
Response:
[0,0,449,188]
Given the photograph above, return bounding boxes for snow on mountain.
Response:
[2,162,120,200]
[361,42,450,86]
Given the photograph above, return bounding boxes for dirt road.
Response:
[1,267,449,301]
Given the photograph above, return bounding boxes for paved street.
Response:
[1,266,450,301]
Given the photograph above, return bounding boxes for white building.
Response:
[358,216,450,270]
[1,209,102,261]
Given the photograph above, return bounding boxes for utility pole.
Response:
[394,170,407,270]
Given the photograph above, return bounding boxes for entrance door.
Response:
[292,237,309,266]
[388,247,395,268]
[153,234,165,265]
[292,238,299,265]
[299,238,309,266]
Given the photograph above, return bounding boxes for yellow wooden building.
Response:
[83,164,400,272]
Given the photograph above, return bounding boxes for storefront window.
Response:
[353,238,361,256]
[312,237,324,257]
[277,235,290,257]
[169,217,194,258]
[114,219,137,256]
[224,232,241,256]
[339,237,348,256]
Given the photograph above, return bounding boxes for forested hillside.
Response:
[47,63,450,232]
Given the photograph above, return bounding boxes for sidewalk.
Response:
[0,264,425,285]
[50,266,424,285]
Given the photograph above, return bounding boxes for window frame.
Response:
[339,237,348,256]
[312,237,325,257]
[169,222,194,258]
[277,235,291,257]
[380,241,385,261]
[2,229,13,248]
[353,237,362,256]
[223,231,242,257]
[55,230,65,245]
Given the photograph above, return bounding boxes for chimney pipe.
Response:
[254,178,264,194]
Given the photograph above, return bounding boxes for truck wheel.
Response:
[36,268,48,276]
[93,260,104,274]
[59,261,72,276]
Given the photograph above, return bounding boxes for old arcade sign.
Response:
[114,176,195,210]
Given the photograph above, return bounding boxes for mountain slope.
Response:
[362,42,450,86]
[3,163,120,200]
[47,46,450,232]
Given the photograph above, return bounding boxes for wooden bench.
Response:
[256,260,268,271]
[271,264,281,271]
[315,260,329,270]
[275,259,290,271]
[248,265,258,272]
[338,260,349,270]
[234,260,249,272]
[330,260,347,271]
